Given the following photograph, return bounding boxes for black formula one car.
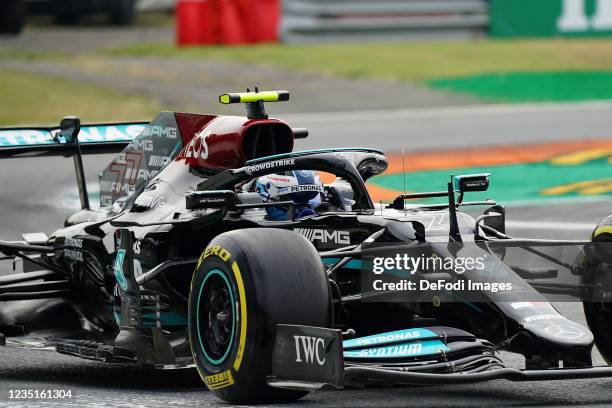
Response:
[0,91,611,404]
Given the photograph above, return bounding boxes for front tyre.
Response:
[188,229,332,403]
[583,215,612,361]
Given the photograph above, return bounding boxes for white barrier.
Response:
[281,0,489,42]
[137,0,175,12]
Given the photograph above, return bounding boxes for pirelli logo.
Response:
[294,228,350,245]
[197,245,232,269]
[204,369,235,390]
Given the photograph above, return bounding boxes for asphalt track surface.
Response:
[285,101,612,151]
[0,104,611,407]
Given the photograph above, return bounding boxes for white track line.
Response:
[506,220,596,231]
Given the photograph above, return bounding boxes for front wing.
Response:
[268,325,612,390]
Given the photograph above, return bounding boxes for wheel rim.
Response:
[196,269,236,365]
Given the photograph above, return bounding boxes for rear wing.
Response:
[0,117,150,210]
[0,121,148,157]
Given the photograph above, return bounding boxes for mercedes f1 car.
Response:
[0,90,611,404]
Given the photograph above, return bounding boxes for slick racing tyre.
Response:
[188,228,332,403]
[583,215,612,362]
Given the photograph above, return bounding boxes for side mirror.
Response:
[59,116,81,144]
[60,116,89,209]
[484,204,505,234]
[453,173,490,193]
[483,204,506,260]
[186,190,238,210]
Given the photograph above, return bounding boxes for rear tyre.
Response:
[109,0,135,25]
[583,215,612,361]
[0,0,26,34]
[188,229,332,403]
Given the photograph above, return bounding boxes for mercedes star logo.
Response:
[545,324,583,340]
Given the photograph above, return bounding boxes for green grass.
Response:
[104,39,612,82]
[0,48,65,61]
[370,158,612,203]
[0,70,160,125]
[103,39,612,102]
[5,39,612,112]
[429,71,612,102]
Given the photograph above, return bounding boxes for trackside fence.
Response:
[280,0,489,42]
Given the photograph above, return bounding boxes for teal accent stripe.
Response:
[343,328,438,349]
[0,123,147,147]
[114,311,122,325]
[344,339,449,359]
[196,269,236,366]
[245,147,384,165]
[142,312,188,326]
[322,257,362,269]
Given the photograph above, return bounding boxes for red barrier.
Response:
[176,0,279,46]
[238,0,279,43]
[218,0,247,45]
[176,0,216,45]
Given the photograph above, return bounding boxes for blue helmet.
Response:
[255,170,324,220]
